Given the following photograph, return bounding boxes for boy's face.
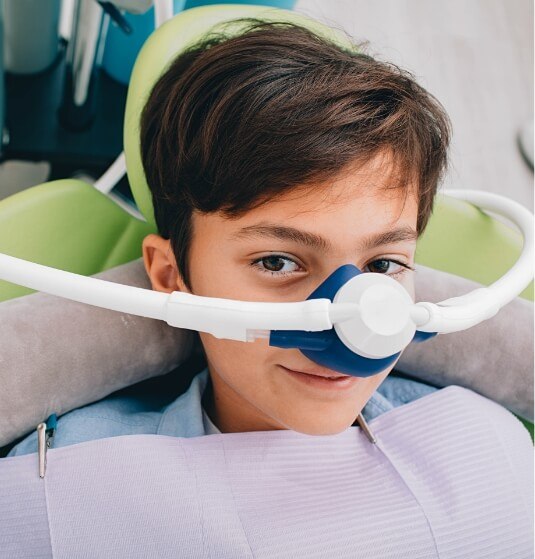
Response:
[143,153,419,435]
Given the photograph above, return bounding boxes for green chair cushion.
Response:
[0,179,155,302]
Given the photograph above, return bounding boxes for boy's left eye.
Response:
[362,258,414,277]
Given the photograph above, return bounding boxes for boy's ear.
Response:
[142,234,189,293]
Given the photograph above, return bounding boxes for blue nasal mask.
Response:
[270,264,435,377]
[0,190,532,378]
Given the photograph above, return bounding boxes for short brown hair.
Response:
[140,19,451,291]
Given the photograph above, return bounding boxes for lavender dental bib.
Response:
[1,386,533,559]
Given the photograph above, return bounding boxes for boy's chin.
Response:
[285,415,361,437]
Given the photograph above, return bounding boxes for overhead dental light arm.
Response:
[0,189,532,377]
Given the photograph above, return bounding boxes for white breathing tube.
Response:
[0,189,533,353]
[414,189,533,333]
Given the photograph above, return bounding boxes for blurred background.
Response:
[0,0,532,210]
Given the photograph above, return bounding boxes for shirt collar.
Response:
[202,407,222,435]
[157,367,211,438]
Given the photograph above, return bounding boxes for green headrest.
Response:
[123,4,354,227]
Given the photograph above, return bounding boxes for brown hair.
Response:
[140,19,451,291]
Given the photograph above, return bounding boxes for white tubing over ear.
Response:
[0,253,337,342]
[165,291,334,342]
[414,189,534,334]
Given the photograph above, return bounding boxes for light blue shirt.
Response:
[7,367,439,457]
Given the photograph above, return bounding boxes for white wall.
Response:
[295,0,534,210]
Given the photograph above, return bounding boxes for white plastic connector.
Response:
[165,292,333,342]
[333,273,417,358]
[409,305,431,327]
[413,288,500,334]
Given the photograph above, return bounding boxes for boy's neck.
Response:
[201,368,286,434]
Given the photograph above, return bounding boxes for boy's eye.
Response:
[364,259,414,278]
[250,255,414,279]
[251,255,301,277]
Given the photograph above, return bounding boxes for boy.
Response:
[8,18,449,454]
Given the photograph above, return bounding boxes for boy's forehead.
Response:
[265,150,414,217]
[194,183,418,256]
[195,152,419,247]
[253,167,415,219]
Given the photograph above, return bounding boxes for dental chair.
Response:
[0,4,533,461]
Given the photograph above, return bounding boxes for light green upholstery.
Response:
[0,4,532,440]
[0,180,155,302]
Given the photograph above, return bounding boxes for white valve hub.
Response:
[333,273,417,358]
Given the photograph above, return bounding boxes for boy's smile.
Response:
[143,151,419,436]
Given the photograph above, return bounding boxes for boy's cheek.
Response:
[199,333,275,388]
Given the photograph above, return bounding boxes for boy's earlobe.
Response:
[142,234,185,293]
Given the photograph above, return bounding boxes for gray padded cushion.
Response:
[0,260,195,447]
[0,258,532,446]
[397,267,533,422]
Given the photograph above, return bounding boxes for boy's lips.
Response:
[278,365,359,391]
[279,365,351,380]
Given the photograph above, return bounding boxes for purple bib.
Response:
[1,386,533,558]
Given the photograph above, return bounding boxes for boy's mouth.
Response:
[281,365,350,379]
[279,365,359,389]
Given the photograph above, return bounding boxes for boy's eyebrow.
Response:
[231,222,418,252]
